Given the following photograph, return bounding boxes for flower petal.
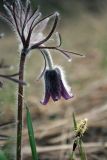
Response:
[40,91,50,105]
[48,69,61,101]
[60,80,73,100]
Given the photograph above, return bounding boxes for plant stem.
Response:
[17,52,26,160]
[42,49,53,69]
[78,139,87,160]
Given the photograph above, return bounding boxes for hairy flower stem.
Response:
[43,49,53,69]
[17,51,26,160]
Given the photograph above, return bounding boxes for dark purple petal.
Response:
[40,70,51,105]
[55,67,73,100]
[60,80,73,100]
[40,89,50,105]
[50,92,61,102]
[48,69,61,101]
[41,69,62,105]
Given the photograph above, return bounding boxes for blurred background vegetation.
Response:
[0,0,107,159]
[1,0,107,15]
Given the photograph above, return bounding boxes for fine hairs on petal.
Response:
[54,65,72,93]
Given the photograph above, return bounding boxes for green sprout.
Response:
[70,113,88,160]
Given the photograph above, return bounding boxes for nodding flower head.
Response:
[2,0,84,58]
[41,67,73,105]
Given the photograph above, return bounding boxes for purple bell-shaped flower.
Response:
[41,67,73,105]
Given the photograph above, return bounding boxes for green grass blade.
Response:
[0,150,7,160]
[69,140,77,160]
[70,152,74,160]
[69,147,74,160]
[26,106,38,160]
[72,112,77,130]
[78,139,87,160]
[70,113,78,160]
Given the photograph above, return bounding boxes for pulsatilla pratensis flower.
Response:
[1,0,83,105]
[41,67,73,105]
